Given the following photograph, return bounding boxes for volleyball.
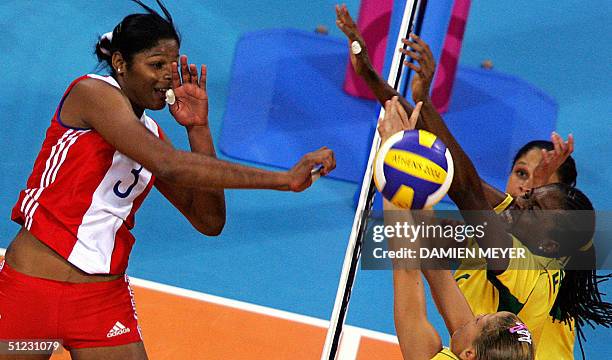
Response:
[374,130,454,209]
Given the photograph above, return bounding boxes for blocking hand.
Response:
[335,4,373,76]
[378,96,422,142]
[399,34,436,103]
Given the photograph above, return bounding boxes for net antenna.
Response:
[321,1,425,358]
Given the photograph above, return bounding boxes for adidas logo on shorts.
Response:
[107,321,131,338]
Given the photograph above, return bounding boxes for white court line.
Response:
[0,247,399,349]
[337,327,362,360]
[129,277,399,344]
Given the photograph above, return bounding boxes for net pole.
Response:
[320,1,422,359]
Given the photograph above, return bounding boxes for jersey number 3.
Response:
[113,166,143,199]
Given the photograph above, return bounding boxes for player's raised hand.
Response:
[532,132,575,188]
[399,33,436,103]
[169,55,209,127]
[335,4,372,76]
[286,147,336,192]
[378,97,422,142]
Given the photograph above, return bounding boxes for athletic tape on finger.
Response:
[165,89,176,105]
[311,166,323,182]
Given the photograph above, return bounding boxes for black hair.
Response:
[553,185,596,254]
[555,252,612,358]
[546,184,612,359]
[512,140,577,187]
[94,0,180,75]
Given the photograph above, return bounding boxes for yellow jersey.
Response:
[455,193,574,360]
[499,193,575,360]
[537,308,575,360]
[431,348,459,360]
[455,237,562,353]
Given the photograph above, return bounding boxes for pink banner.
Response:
[342,0,394,100]
[431,0,471,113]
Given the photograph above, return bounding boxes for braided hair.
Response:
[549,185,612,358]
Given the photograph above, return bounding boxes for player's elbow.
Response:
[194,222,225,236]
[194,216,226,236]
[206,215,226,236]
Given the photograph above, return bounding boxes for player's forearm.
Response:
[413,98,483,209]
[481,181,509,210]
[393,267,443,359]
[185,125,226,226]
[393,268,427,320]
[187,125,217,156]
[422,269,474,335]
[159,150,290,190]
[361,65,402,107]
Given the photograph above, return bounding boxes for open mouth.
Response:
[154,88,172,105]
[155,87,170,95]
[154,87,176,105]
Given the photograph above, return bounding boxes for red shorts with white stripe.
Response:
[0,260,142,349]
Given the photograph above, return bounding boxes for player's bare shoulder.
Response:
[72,77,124,103]
[62,76,129,129]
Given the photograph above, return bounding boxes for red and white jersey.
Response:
[11,74,163,274]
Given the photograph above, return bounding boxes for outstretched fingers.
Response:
[395,97,410,128]
[180,55,191,83]
[335,4,353,27]
[335,4,358,40]
[408,101,422,130]
[199,64,207,91]
[409,33,434,63]
[540,148,552,166]
[171,61,181,89]
[188,63,199,85]
[175,54,207,90]
[401,37,434,74]
[379,96,412,139]
[551,132,563,156]
[382,98,394,122]
[551,132,574,159]
[567,133,575,154]
[403,61,421,74]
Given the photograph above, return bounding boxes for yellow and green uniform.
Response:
[499,194,576,360]
[455,236,563,353]
[535,260,575,360]
[454,194,573,360]
[537,317,575,360]
[431,347,459,360]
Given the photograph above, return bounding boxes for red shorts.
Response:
[0,260,142,349]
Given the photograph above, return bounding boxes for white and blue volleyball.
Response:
[374,130,454,209]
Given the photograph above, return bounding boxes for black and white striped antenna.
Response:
[321,1,425,358]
